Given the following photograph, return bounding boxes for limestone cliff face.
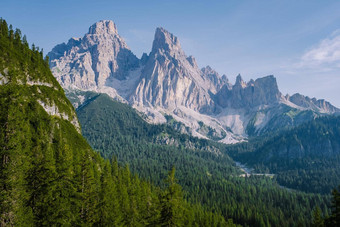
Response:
[200,66,230,94]
[288,93,339,114]
[48,20,340,143]
[48,20,139,90]
[216,75,283,109]
[131,27,217,114]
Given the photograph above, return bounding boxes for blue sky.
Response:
[1,0,340,106]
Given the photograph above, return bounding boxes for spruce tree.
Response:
[160,167,185,227]
[312,207,324,227]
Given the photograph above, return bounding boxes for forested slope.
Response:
[76,92,330,226]
[229,115,340,194]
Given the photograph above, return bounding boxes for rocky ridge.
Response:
[49,20,139,99]
[48,20,340,143]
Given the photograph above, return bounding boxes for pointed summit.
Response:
[152,27,182,53]
[88,20,117,35]
[235,74,243,84]
[187,55,198,68]
[235,74,246,88]
[48,20,138,89]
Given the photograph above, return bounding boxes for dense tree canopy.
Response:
[76,92,331,227]
[229,115,340,194]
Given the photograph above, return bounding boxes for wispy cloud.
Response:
[299,29,340,70]
[276,30,340,107]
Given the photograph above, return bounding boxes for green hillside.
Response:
[229,115,340,194]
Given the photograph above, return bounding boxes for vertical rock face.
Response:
[131,27,218,113]
[200,66,230,94]
[48,20,340,143]
[216,75,282,109]
[48,20,139,90]
[288,93,339,114]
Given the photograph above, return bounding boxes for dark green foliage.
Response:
[76,91,330,226]
[0,19,235,226]
[312,207,324,227]
[159,167,184,226]
[328,186,340,226]
[229,115,340,194]
[319,185,340,226]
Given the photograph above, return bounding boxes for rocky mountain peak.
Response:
[132,26,218,114]
[67,37,81,46]
[88,20,117,35]
[48,20,340,144]
[201,65,214,74]
[235,74,246,88]
[216,75,282,109]
[140,52,149,65]
[255,75,278,90]
[48,20,138,90]
[152,27,182,54]
[288,93,339,113]
[221,74,229,83]
[187,55,198,68]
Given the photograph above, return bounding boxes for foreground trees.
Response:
[312,186,340,227]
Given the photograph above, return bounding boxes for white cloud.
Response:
[300,30,340,69]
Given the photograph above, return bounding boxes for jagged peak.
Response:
[248,79,255,86]
[288,93,340,113]
[235,74,245,86]
[88,20,117,35]
[67,37,81,46]
[291,93,307,99]
[221,74,229,82]
[202,65,213,71]
[201,65,220,76]
[152,27,181,53]
[187,55,198,68]
[141,52,149,65]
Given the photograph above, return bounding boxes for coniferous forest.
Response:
[228,115,340,194]
[75,91,333,227]
[1,18,340,227]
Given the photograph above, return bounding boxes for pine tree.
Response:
[160,167,185,227]
[97,161,122,226]
[77,152,99,225]
[312,207,324,227]
[329,186,340,226]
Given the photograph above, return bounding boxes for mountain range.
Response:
[3,18,340,226]
[48,20,340,143]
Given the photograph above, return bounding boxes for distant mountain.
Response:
[228,115,340,194]
[216,75,281,109]
[48,20,340,143]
